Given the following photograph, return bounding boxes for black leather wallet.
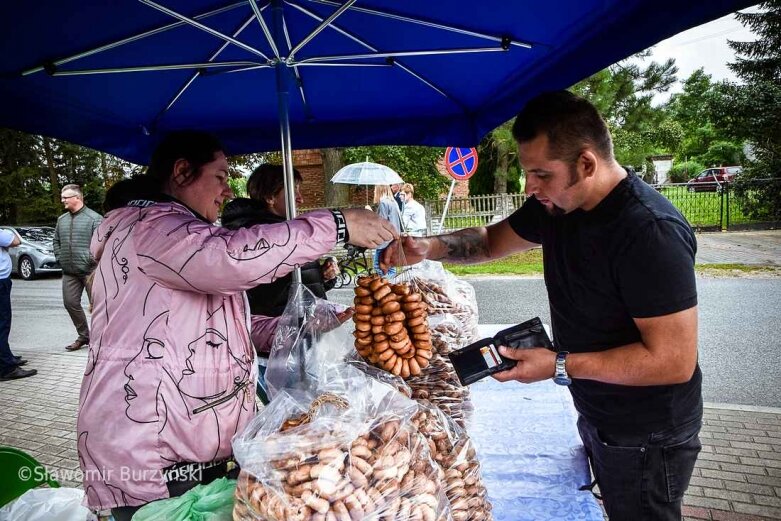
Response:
[448,317,554,386]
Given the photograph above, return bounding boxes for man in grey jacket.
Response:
[54,184,102,351]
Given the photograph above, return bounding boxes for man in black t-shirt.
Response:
[382,91,702,521]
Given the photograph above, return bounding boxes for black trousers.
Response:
[0,278,17,375]
[577,414,702,521]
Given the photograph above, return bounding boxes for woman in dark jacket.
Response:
[222,164,341,402]
[222,164,338,316]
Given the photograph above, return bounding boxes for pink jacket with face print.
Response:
[77,201,337,511]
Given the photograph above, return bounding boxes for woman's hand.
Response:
[321,258,339,281]
[341,208,398,248]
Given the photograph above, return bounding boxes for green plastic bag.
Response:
[132,478,236,521]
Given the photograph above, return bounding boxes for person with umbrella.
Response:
[76,131,397,519]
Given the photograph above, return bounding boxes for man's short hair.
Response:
[511,90,613,163]
[61,184,83,197]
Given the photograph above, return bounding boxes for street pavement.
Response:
[1,230,780,520]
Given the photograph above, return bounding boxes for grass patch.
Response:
[442,252,778,277]
[695,263,781,276]
[443,249,544,276]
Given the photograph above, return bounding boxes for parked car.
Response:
[686,166,742,192]
[0,226,61,280]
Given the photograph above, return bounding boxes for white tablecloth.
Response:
[467,325,603,520]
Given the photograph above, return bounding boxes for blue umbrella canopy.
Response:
[0,0,756,165]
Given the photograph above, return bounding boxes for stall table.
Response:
[467,325,603,521]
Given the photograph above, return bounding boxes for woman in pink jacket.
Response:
[77,131,396,519]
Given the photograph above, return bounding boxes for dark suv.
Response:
[686,166,742,192]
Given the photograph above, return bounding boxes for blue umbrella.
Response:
[0,0,755,218]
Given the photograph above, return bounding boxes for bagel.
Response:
[380,301,401,314]
[383,321,404,336]
[391,284,411,296]
[354,287,372,297]
[384,311,406,323]
[354,306,372,316]
[369,278,386,292]
[356,276,375,288]
[373,286,391,300]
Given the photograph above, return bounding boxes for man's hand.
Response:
[491,347,557,384]
[341,208,398,248]
[381,236,430,270]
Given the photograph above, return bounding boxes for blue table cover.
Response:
[467,326,603,521]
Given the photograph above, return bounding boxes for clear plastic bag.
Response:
[408,261,480,343]
[265,284,352,399]
[232,364,451,521]
[406,314,474,429]
[0,488,94,521]
[412,401,493,521]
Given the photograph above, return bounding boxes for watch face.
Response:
[554,375,572,386]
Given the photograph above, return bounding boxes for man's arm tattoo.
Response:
[433,228,490,264]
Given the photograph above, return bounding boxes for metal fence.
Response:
[424,192,526,234]
[651,178,781,231]
[418,178,780,234]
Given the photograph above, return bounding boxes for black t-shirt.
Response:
[508,172,702,434]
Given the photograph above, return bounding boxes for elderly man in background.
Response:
[54,184,102,352]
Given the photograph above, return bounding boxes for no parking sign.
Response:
[444,147,478,181]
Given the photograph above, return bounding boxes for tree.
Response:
[321,148,350,207]
[665,68,745,170]
[0,129,144,224]
[571,52,679,170]
[712,1,781,219]
[469,128,521,197]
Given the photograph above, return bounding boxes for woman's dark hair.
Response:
[511,90,613,163]
[246,164,303,210]
[146,130,224,190]
[103,175,158,213]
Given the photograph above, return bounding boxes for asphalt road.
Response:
[8,274,781,407]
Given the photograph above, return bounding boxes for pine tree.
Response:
[728,4,781,83]
[719,1,781,219]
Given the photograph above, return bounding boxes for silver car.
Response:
[0,226,61,280]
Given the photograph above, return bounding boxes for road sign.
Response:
[444,147,478,181]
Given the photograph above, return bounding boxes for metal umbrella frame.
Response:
[3,0,757,227]
[14,0,535,223]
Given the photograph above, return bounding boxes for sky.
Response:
[639,4,762,103]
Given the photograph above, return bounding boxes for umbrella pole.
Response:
[272,0,301,285]
[271,0,307,394]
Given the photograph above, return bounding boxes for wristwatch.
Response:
[553,351,572,386]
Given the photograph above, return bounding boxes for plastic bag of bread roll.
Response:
[232,365,452,521]
[411,401,494,521]
[407,314,474,428]
[407,261,479,343]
